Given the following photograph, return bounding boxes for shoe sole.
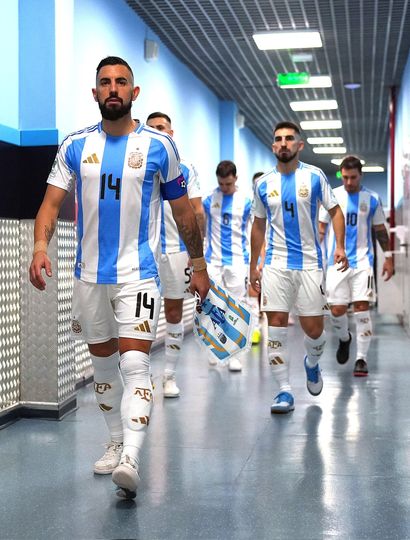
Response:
[271,407,294,414]
[228,368,242,372]
[163,393,180,398]
[307,385,323,396]
[115,487,137,499]
[112,465,140,492]
[93,468,116,475]
[353,372,368,377]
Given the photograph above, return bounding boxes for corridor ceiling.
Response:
[125,0,410,174]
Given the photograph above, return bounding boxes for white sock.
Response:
[164,321,184,376]
[248,296,261,329]
[355,311,372,361]
[330,313,350,342]
[304,332,326,368]
[119,350,153,466]
[91,352,123,443]
[267,327,291,393]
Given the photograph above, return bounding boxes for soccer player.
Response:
[29,57,210,498]
[250,121,348,414]
[319,155,394,376]
[146,111,204,397]
[203,160,253,372]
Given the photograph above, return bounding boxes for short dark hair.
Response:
[252,171,264,183]
[274,121,301,136]
[340,155,362,174]
[146,111,172,124]
[216,160,236,178]
[96,56,134,78]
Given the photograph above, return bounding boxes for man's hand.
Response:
[190,268,210,302]
[382,257,394,281]
[29,252,52,290]
[333,247,349,272]
[250,266,262,293]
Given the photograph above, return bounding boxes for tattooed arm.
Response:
[169,194,210,300]
[29,185,68,290]
[374,224,394,281]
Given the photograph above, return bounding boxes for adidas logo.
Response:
[135,320,151,333]
[82,153,100,164]
[268,190,279,198]
[212,202,221,208]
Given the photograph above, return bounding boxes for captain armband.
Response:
[384,251,393,259]
[191,256,207,272]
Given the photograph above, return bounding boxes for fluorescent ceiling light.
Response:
[290,99,338,111]
[291,53,313,63]
[331,158,365,166]
[313,147,346,154]
[362,166,384,172]
[308,137,344,144]
[344,82,361,90]
[300,120,342,130]
[253,31,322,50]
[279,75,332,89]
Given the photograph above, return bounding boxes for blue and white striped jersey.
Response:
[319,185,386,269]
[203,188,252,266]
[47,122,186,284]
[160,158,201,254]
[253,162,338,270]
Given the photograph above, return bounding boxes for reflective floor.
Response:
[1,313,410,540]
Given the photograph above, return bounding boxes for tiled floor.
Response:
[1,314,410,539]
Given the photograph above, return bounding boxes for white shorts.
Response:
[261,267,326,316]
[158,251,192,299]
[326,265,375,305]
[71,278,161,344]
[207,263,248,299]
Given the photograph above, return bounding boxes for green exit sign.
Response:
[336,171,342,179]
[277,72,310,87]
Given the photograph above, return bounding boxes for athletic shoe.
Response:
[208,355,218,366]
[336,332,352,364]
[115,486,137,500]
[228,357,242,372]
[304,356,323,396]
[353,358,368,377]
[163,374,180,398]
[112,454,140,495]
[270,391,295,414]
[93,442,123,475]
[251,327,261,345]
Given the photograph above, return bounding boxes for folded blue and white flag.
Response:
[193,280,253,362]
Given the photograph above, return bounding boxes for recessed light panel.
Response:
[290,100,338,111]
[253,31,322,50]
[300,120,342,130]
[313,147,346,154]
[362,166,384,172]
[308,137,344,144]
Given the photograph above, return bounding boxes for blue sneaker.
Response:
[304,356,323,396]
[270,391,295,414]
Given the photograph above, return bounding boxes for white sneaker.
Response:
[163,374,180,398]
[228,357,242,372]
[93,442,123,475]
[208,355,218,366]
[112,454,140,495]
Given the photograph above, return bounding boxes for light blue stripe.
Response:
[221,193,233,264]
[241,199,251,264]
[310,174,323,269]
[65,137,87,280]
[97,136,128,283]
[139,140,160,279]
[259,181,274,265]
[204,196,213,262]
[281,173,303,269]
[346,192,359,268]
[367,195,378,266]
[178,163,190,252]
[160,198,166,254]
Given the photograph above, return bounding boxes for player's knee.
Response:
[330,305,347,318]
